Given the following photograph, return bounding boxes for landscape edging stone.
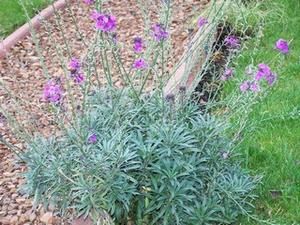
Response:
[0,0,67,59]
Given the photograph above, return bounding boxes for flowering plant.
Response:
[0,0,288,224]
[23,87,260,224]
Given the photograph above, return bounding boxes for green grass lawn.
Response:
[229,0,300,224]
[0,0,48,38]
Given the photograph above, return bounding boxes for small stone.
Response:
[0,215,12,224]
[8,209,18,215]
[40,212,54,224]
[19,214,29,223]
[16,198,26,203]
[11,193,18,199]
[29,212,37,222]
[0,211,8,217]
[17,209,22,216]
[8,184,16,189]
[10,215,19,224]
[3,172,14,177]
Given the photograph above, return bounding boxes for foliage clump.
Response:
[23,88,259,225]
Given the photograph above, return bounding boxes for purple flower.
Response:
[69,57,85,84]
[221,68,234,81]
[224,35,240,49]
[254,64,277,86]
[68,58,85,85]
[275,39,289,54]
[197,17,208,28]
[88,133,97,144]
[255,63,271,80]
[225,68,233,76]
[133,58,148,70]
[265,73,277,86]
[133,37,144,53]
[240,80,250,92]
[249,82,260,92]
[83,0,94,5]
[92,12,116,32]
[220,75,227,81]
[151,24,169,42]
[69,58,81,71]
[43,80,63,104]
[72,72,85,85]
[90,10,99,20]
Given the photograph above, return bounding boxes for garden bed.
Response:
[0,0,211,224]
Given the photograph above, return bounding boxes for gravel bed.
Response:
[0,0,209,224]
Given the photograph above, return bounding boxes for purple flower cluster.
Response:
[255,63,276,86]
[73,72,85,84]
[249,82,260,92]
[224,35,240,49]
[240,81,260,93]
[237,37,290,93]
[221,68,233,81]
[151,24,169,42]
[69,58,85,85]
[239,81,250,92]
[83,0,94,5]
[133,37,144,53]
[91,11,116,32]
[133,58,148,70]
[236,38,291,94]
[255,63,271,80]
[240,63,277,93]
[275,39,289,54]
[43,80,63,104]
[88,133,97,144]
[221,36,290,94]
[69,57,81,71]
[197,17,208,28]
[132,37,147,70]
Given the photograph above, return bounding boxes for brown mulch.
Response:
[0,0,209,224]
